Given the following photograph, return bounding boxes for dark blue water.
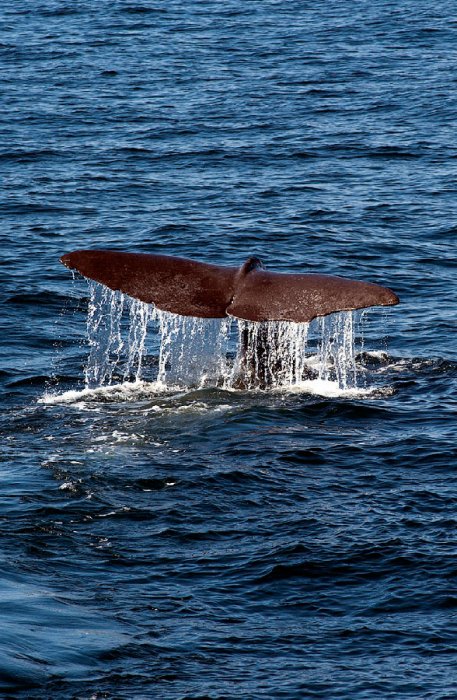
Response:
[2,1,457,697]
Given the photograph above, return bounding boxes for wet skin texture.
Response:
[61,249,399,322]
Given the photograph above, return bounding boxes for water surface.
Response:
[1,1,457,697]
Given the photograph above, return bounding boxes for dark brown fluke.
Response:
[60,250,237,318]
[60,250,399,322]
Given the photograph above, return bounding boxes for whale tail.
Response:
[60,249,399,322]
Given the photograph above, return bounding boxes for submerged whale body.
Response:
[60,250,399,322]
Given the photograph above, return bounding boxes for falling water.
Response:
[317,312,357,389]
[155,312,233,388]
[85,284,125,387]
[84,283,152,387]
[83,283,362,391]
[236,320,311,389]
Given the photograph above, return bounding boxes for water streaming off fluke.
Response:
[82,281,363,391]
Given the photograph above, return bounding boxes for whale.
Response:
[61,249,399,388]
[60,250,399,323]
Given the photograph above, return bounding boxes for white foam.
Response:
[39,381,239,414]
[281,378,374,399]
[39,380,167,405]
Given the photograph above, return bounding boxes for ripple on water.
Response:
[0,570,127,692]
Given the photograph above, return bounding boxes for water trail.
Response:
[84,283,151,388]
[82,283,364,391]
[317,311,357,389]
[85,284,124,387]
[125,299,151,381]
[154,311,233,388]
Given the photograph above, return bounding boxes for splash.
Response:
[78,282,364,392]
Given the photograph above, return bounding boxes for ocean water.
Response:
[1,1,457,698]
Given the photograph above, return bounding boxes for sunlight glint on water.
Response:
[83,282,362,391]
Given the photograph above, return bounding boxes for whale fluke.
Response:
[60,250,399,322]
